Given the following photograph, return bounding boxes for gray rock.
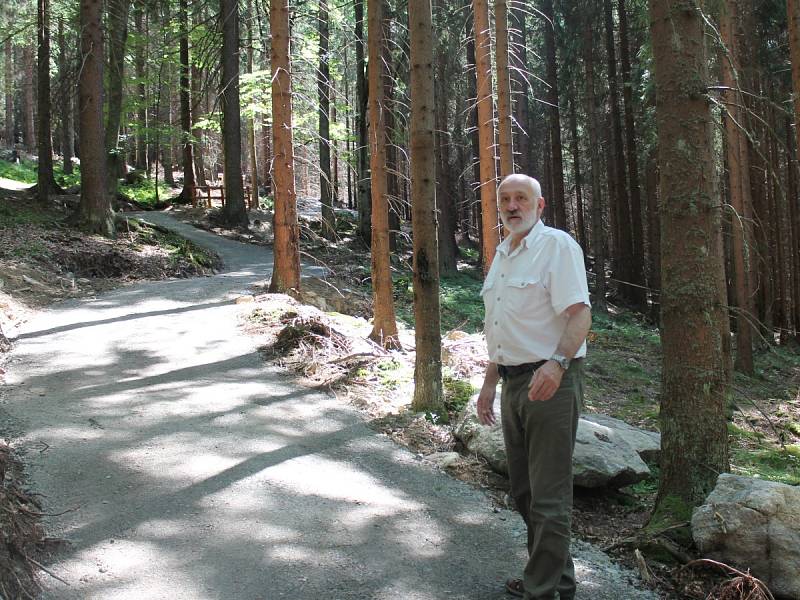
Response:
[424,451,463,470]
[692,473,800,600]
[455,395,657,488]
[582,413,661,463]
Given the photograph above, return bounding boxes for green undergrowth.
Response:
[124,218,217,269]
[0,157,81,189]
[0,197,60,227]
[120,178,175,207]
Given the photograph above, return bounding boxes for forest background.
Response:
[1,0,800,591]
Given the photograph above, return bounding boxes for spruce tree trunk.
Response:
[367,0,400,348]
[494,0,513,176]
[179,0,196,204]
[510,5,530,174]
[355,0,371,245]
[542,0,566,230]
[473,0,499,274]
[648,0,731,521]
[269,0,301,291]
[134,4,147,170]
[584,17,607,313]
[219,0,248,226]
[319,0,335,238]
[105,0,131,197]
[37,0,55,202]
[57,17,73,175]
[22,45,35,153]
[603,0,634,302]
[78,0,113,237]
[617,0,647,310]
[645,150,661,323]
[4,34,13,148]
[409,0,444,413]
[721,0,754,372]
[568,95,586,252]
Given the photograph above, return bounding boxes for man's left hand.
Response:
[528,361,564,401]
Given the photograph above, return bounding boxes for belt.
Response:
[497,360,547,380]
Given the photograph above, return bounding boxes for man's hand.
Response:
[528,361,564,401]
[477,385,497,425]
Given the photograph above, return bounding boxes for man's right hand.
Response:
[477,386,497,426]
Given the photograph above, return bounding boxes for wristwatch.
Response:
[550,354,571,371]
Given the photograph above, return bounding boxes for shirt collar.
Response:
[497,219,545,256]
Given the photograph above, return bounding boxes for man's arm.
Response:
[528,303,591,401]
[477,361,500,425]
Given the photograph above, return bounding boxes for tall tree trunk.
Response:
[367,0,400,347]
[355,0,371,245]
[319,0,335,238]
[105,0,131,198]
[542,0,566,230]
[4,34,13,148]
[22,45,35,152]
[495,0,513,176]
[787,0,800,337]
[191,62,207,186]
[219,0,248,226]
[568,95,586,252]
[510,5,531,174]
[435,61,458,275]
[269,0,301,291]
[789,118,800,340]
[134,4,147,170]
[409,0,444,413]
[179,0,196,203]
[645,150,661,322]
[37,0,55,202]
[78,0,113,236]
[617,0,647,310]
[473,0,499,273]
[466,15,482,251]
[649,0,731,522]
[57,17,74,175]
[721,0,754,372]
[583,20,607,313]
[604,0,635,302]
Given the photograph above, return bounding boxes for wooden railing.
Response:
[191,185,256,209]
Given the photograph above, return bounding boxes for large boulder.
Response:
[454,395,660,488]
[692,474,800,600]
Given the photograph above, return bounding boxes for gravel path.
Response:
[1,212,658,600]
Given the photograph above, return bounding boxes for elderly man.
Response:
[478,174,591,600]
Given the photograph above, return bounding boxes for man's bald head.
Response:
[496,174,542,203]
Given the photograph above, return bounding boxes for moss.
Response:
[443,375,476,414]
[731,445,800,486]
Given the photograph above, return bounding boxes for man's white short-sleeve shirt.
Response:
[482,220,591,366]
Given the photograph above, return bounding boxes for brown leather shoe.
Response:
[505,578,524,597]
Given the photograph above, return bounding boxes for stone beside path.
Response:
[1,212,658,599]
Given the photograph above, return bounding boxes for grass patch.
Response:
[731,444,800,485]
[443,374,476,413]
[393,269,484,333]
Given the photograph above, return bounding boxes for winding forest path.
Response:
[1,212,656,599]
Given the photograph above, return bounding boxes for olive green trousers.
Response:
[500,360,583,600]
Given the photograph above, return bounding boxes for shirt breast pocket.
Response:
[506,276,547,313]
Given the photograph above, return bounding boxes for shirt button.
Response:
[497,297,501,302]
[500,274,505,278]
[494,321,498,325]
[497,344,502,348]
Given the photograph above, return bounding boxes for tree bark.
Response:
[510,5,530,175]
[568,95,586,252]
[603,0,635,303]
[4,32,13,148]
[179,0,196,203]
[583,19,607,313]
[269,0,301,291]
[649,0,731,521]
[367,0,400,348]
[355,0,371,245]
[219,0,248,226]
[617,0,647,310]
[473,0,499,274]
[542,0,566,230]
[57,17,74,175]
[105,0,131,198]
[495,0,513,176]
[721,0,755,371]
[22,45,35,153]
[319,0,335,237]
[37,0,56,202]
[409,0,444,413]
[78,0,113,236]
[134,3,147,170]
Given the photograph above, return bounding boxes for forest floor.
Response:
[0,178,798,599]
